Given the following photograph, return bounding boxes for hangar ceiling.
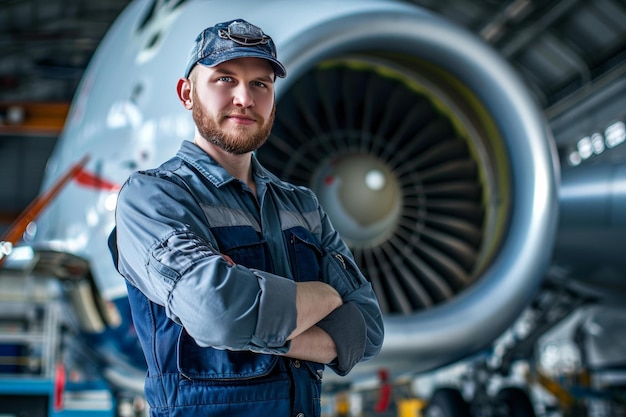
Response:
[1,0,626,228]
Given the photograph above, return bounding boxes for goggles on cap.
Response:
[218,21,271,47]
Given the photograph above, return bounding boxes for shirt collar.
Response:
[175,140,294,191]
[176,140,235,187]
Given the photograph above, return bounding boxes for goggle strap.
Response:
[218,27,270,46]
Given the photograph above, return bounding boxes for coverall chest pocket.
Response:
[285,226,324,282]
[211,225,274,272]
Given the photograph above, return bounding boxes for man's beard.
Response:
[192,92,275,155]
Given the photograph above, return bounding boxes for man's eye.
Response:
[218,76,232,82]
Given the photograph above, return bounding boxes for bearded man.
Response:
[110,19,384,417]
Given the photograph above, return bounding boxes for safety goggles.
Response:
[218,21,271,47]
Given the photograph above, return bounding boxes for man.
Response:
[110,19,384,416]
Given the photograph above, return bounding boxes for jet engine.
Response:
[254,2,559,376]
[28,0,559,382]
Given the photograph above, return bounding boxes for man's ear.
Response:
[177,78,193,109]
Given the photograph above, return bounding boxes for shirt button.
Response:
[293,360,301,368]
[295,413,305,417]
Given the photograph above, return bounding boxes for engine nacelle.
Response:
[256,1,559,376]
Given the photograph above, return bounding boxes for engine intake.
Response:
[256,5,559,375]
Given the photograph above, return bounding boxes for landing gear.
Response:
[424,387,470,417]
[423,385,535,417]
[496,387,536,417]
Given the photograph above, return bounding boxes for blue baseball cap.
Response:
[184,19,286,78]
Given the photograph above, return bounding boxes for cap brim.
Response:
[197,47,286,78]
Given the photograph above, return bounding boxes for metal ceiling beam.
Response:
[0,102,69,136]
[497,0,584,58]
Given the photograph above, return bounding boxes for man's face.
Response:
[190,57,276,154]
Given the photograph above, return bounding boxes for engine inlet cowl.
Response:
[259,59,487,316]
[256,4,558,375]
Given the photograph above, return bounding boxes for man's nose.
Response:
[233,85,254,107]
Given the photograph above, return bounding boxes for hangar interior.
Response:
[1,0,626,227]
[1,0,626,416]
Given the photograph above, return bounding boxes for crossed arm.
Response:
[282,280,372,375]
[114,173,382,373]
[222,254,343,364]
[282,281,343,363]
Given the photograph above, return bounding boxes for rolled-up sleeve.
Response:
[316,200,385,367]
